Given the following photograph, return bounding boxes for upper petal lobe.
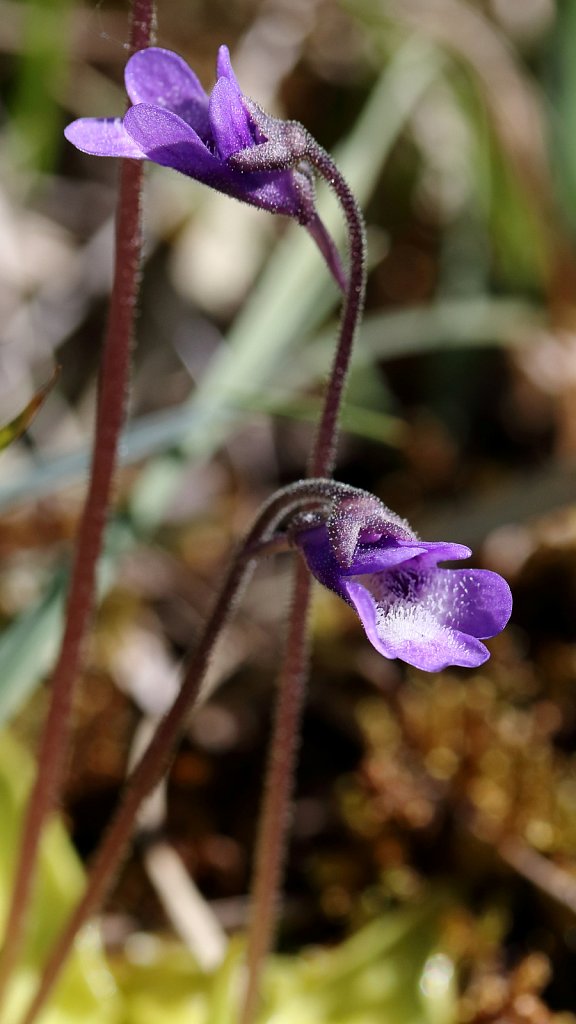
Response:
[216,45,242,92]
[209,76,255,159]
[125,48,210,139]
[123,104,220,178]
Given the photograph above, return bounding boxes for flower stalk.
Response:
[238,132,367,1024]
[23,27,366,1019]
[305,142,367,479]
[16,481,345,1024]
[240,560,312,1024]
[7,21,513,1024]
[0,0,155,1011]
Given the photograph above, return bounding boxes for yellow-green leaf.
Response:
[0,368,59,453]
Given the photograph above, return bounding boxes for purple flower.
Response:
[64,46,342,285]
[293,494,512,672]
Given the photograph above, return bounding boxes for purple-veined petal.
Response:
[64,118,145,159]
[417,567,513,638]
[125,48,211,139]
[345,580,490,671]
[123,104,221,178]
[209,76,255,159]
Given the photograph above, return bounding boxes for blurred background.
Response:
[2,0,576,1020]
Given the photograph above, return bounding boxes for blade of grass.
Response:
[0,297,538,512]
[239,393,405,445]
[0,368,59,453]
[0,518,133,728]
[305,296,540,372]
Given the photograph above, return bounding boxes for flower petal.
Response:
[122,105,302,214]
[209,76,255,159]
[216,45,241,91]
[345,539,433,576]
[123,104,221,178]
[345,580,490,671]
[125,48,210,138]
[296,525,427,600]
[64,118,145,158]
[408,541,473,566]
[419,568,513,638]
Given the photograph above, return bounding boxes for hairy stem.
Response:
[240,143,367,1023]
[306,143,367,479]
[0,0,155,1009]
[240,560,311,1024]
[229,116,366,476]
[17,481,339,1024]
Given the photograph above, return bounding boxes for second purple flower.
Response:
[292,493,512,672]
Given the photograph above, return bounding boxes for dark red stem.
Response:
[16,481,337,1024]
[240,560,312,1024]
[306,142,367,479]
[0,0,154,1010]
[239,143,367,1024]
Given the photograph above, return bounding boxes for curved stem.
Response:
[240,143,367,1023]
[229,117,366,476]
[306,142,367,478]
[16,480,340,1024]
[0,1,154,1009]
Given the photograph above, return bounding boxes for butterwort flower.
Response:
[292,492,512,672]
[64,46,343,286]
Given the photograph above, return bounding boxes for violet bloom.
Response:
[64,46,343,286]
[293,494,512,672]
